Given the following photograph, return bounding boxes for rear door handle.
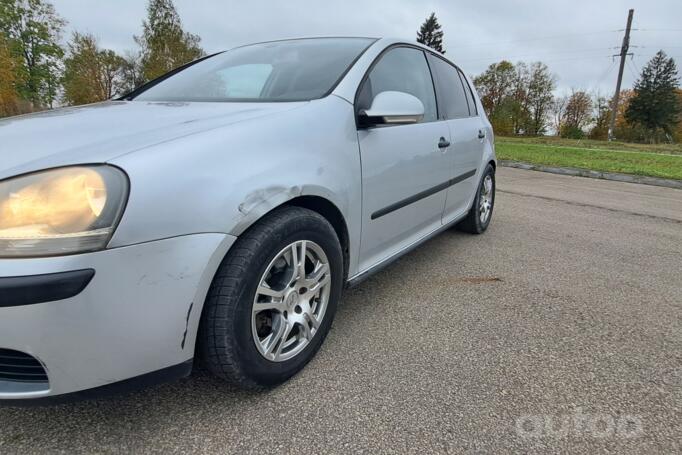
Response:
[438,137,450,149]
[478,130,486,139]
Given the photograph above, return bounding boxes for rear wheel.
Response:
[199,206,343,389]
[456,163,495,234]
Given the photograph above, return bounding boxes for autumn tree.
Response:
[416,12,445,54]
[589,95,611,140]
[62,32,126,105]
[508,62,530,134]
[118,51,145,94]
[474,60,555,135]
[523,62,556,135]
[560,90,592,138]
[474,61,516,134]
[625,51,681,142]
[0,0,65,109]
[135,0,203,82]
[551,95,568,135]
[610,89,646,142]
[0,33,20,116]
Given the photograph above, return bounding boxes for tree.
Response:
[675,90,682,143]
[551,95,568,136]
[0,0,65,109]
[612,89,647,142]
[560,90,592,138]
[62,32,126,105]
[625,50,681,142]
[509,62,530,135]
[524,62,556,135]
[589,95,611,140]
[135,0,204,82]
[474,61,516,134]
[118,51,145,94]
[474,60,556,136]
[416,12,445,54]
[0,33,20,116]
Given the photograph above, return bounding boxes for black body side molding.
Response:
[371,169,476,220]
[0,269,95,308]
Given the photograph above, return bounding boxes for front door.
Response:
[356,46,452,272]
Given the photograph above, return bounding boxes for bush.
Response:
[560,125,585,139]
[588,125,609,140]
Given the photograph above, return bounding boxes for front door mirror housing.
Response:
[358,91,425,127]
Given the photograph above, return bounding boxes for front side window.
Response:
[134,38,374,102]
[428,54,470,119]
[357,47,437,123]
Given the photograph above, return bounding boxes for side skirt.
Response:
[346,210,469,288]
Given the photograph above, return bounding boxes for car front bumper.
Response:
[0,233,235,403]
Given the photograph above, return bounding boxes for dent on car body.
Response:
[233,185,304,235]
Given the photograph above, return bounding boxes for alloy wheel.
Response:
[479,174,493,224]
[251,240,331,362]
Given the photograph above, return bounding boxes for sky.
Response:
[51,0,682,96]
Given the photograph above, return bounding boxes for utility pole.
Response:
[607,8,634,141]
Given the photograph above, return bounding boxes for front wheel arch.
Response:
[285,196,350,283]
[196,205,345,388]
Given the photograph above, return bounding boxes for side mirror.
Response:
[359,91,425,127]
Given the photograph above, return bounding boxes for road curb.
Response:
[499,160,682,190]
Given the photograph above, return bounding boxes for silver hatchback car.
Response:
[0,37,495,404]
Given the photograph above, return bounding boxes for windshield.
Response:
[133,38,375,103]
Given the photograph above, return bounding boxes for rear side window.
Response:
[459,69,478,116]
[427,54,470,119]
[357,47,437,123]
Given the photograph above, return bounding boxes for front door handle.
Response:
[438,137,450,149]
[478,130,486,139]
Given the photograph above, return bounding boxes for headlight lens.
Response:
[0,166,128,257]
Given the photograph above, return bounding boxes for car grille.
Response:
[0,349,48,383]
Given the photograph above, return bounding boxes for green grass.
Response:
[498,135,682,155]
[496,136,682,180]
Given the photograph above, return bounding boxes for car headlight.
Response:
[0,165,129,257]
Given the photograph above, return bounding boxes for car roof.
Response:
[223,36,441,54]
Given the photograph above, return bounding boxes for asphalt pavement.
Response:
[1,167,680,454]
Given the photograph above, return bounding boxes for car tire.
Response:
[456,163,495,234]
[198,206,343,390]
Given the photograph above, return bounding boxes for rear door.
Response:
[427,54,485,224]
[356,46,452,271]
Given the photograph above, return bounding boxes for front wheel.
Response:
[456,163,495,234]
[199,206,343,390]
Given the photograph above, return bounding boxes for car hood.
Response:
[0,100,306,180]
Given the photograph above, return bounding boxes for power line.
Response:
[631,54,681,59]
[626,59,639,80]
[541,55,613,64]
[450,30,620,49]
[458,48,613,64]
[639,45,682,49]
[591,60,617,92]
[636,29,682,33]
